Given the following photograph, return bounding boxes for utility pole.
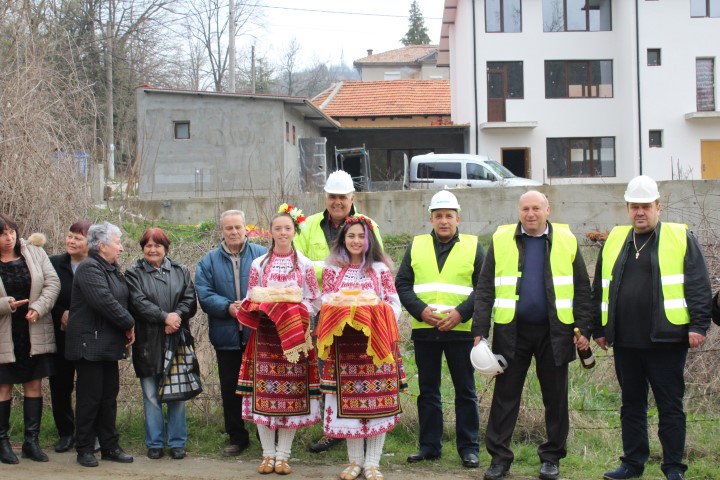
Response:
[229,0,236,92]
[251,45,256,94]
[105,1,115,180]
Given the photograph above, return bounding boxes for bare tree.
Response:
[183,0,264,92]
[277,36,301,95]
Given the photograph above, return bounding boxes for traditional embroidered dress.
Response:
[318,262,407,438]
[237,251,322,430]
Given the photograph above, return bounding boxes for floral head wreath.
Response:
[344,214,374,230]
[278,203,306,231]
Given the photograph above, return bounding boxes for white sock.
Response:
[275,428,296,461]
[257,424,276,459]
[347,437,365,465]
[363,433,385,469]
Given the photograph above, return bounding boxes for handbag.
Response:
[158,328,203,403]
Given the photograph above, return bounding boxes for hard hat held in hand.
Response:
[428,190,461,212]
[470,339,508,377]
[624,175,660,203]
[324,170,355,194]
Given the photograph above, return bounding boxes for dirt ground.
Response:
[3,449,509,480]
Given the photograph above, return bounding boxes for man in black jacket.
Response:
[395,190,485,469]
[593,176,712,480]
[473,191,592,480]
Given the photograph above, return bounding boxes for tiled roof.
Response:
[354,45,439,64]
[312,80,450,118]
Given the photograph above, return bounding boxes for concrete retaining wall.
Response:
[126,180,720,240]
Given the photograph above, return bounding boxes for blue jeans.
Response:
[140,375,187,448]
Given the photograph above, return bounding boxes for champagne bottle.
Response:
[574,327,595,369]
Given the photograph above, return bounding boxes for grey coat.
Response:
[0,239,60,364]
[126,257,197,378]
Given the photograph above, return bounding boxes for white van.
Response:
[405,153,541,190]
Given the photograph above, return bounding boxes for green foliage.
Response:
[401,1,431,46]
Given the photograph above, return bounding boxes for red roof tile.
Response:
[354,45,438,64]
[312,80,450,118]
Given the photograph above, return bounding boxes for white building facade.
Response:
[438,0,720,184]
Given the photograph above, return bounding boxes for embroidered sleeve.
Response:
[247,264,261,295]
[379,267,402,321]
[302,261,322,315]
[321,267,339,304]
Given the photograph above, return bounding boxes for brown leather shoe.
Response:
[222,443,248,457]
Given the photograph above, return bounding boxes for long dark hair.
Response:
[0,214,22,256]
[260,213,299,273]
[327,215,391,275]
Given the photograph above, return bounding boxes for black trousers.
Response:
[74,359,120,454]
[49,351,76,438]
[414,339,479,458]
[216,349,249,447]
[614,346,688,476]
[486,324,568,467]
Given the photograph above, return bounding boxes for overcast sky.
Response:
[252,0,445,67]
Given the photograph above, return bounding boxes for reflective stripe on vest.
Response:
[492,223,577,325]
[410,234,478,331]
[601,223,689,326]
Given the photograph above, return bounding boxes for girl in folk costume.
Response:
[317,215,407,480]
[236,204,321,475]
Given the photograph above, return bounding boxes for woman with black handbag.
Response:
[126,228,197,461]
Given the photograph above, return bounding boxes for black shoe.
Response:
[603,464,643,480]
[147,447,164,459]
[170,447,186,460]
[539,462,560,480]
[77,452,99,467]
[54,435,75,453]
[309,436,342,453]
[407,450,441,463]
[462,452,479,468]
[101,447,134,463]
[484,464,510,480]
[222,443,248,456]
[666,473,685,480]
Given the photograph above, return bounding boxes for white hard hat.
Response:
[470,339,508,377]
[624,175,660,203]
[428,190,461,212]
[324,170,355,194]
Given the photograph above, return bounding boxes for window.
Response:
[384,71,401,80]
[285,122,289,142]
[486,0,522,32]
[543,0,612,32]
[547,137,616,177]
[467,162,494,180]
[545,60,613,98]
[691,0,720,17]
[696,58,716,111]
[292,125,296,145]
[416,162,461,180]
[649,130,663,148]
[174,121,190,140]
[487,62,524,98]
[647,49,661,66]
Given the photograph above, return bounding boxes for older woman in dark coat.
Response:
[125,228,197,461]
[65,221,135,467]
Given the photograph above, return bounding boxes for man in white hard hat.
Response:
[592,176,712,480]
[293,169,383,453]
[395,190,485,469]
[472,190,592,480]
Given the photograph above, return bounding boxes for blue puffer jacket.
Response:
[195,241,267,350]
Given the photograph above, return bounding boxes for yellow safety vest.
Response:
[410,234,478,331]
[492,223,577,325]
[601,223,689,326]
